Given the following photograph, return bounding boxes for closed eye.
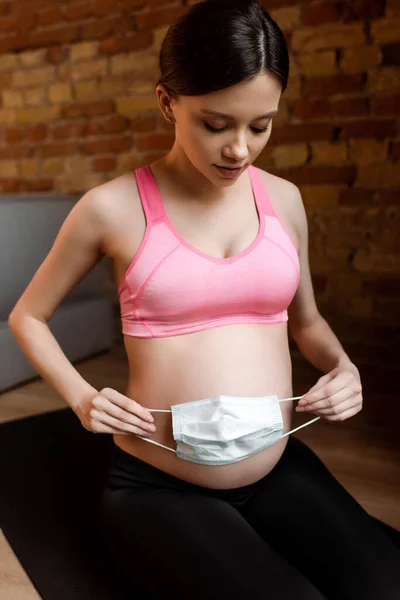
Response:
[204,123,270,134]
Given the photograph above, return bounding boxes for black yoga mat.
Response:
[0,408,154,600]
[1,408,400,600]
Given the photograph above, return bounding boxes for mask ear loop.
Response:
[139,396,320,449]
[135,408,176,452]
[279,396,320,436]
[148,397,305,411]
[135,436,177,453]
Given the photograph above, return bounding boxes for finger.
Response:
[91,422,131,435]
[307,396,361,416]
[89,420,133,435]
[91,409,154,437]
[305,371,334,395]
[297,387,352,412]
[321,404,362,422]
[93,396,156,433]
[300,373,351,405]
[100,388,155,423]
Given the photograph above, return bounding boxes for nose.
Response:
[222,130,249,163]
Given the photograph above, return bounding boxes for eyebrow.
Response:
[200,109,278,119]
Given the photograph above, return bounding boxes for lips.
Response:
[215,165,245,170]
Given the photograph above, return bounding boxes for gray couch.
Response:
[0,194,114,393]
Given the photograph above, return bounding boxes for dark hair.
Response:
[157,0,289,101]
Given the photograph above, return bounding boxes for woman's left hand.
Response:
[296,364,363,422]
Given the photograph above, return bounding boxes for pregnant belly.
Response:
[114,323,295,489]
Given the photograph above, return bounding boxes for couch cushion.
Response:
[0,195,104,319]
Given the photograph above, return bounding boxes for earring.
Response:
[166,115,175,123]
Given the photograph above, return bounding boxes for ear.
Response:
[156,84,174,119]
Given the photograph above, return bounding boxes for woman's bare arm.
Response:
[285,183,356,376]
[8,189,106,410]
[8,186,156,437]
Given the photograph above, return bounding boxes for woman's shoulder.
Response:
[88,167,145,218]
[87,169,139,210]
[255,165,304,213]
[82,170,142,257]
[253,165,300,203]
[253,166,307,244]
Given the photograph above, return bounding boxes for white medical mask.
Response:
[136,395,319,466]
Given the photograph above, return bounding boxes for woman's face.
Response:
[159,71,282,187]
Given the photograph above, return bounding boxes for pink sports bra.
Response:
[118,164,300,338]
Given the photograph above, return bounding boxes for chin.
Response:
[217,178,238,187]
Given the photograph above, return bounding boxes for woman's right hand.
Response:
[76,387,157,437]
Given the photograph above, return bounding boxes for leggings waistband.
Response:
[104,444,263,506]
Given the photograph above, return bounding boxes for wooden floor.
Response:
[1,345,399,598]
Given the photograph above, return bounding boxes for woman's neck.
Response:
[152,150,246,206]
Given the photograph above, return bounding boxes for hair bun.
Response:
[159,0,288,97]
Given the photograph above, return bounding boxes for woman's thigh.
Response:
[242,436,400,600]
[100,483,326,600]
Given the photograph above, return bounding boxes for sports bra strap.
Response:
[136,164,278,227]
[135,165,166,226]
[248,165,277,218]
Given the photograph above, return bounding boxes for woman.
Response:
[9,1,400,598]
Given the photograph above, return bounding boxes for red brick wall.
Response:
[1,0,399,366]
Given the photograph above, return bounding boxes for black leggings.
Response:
[100,436,400,599]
